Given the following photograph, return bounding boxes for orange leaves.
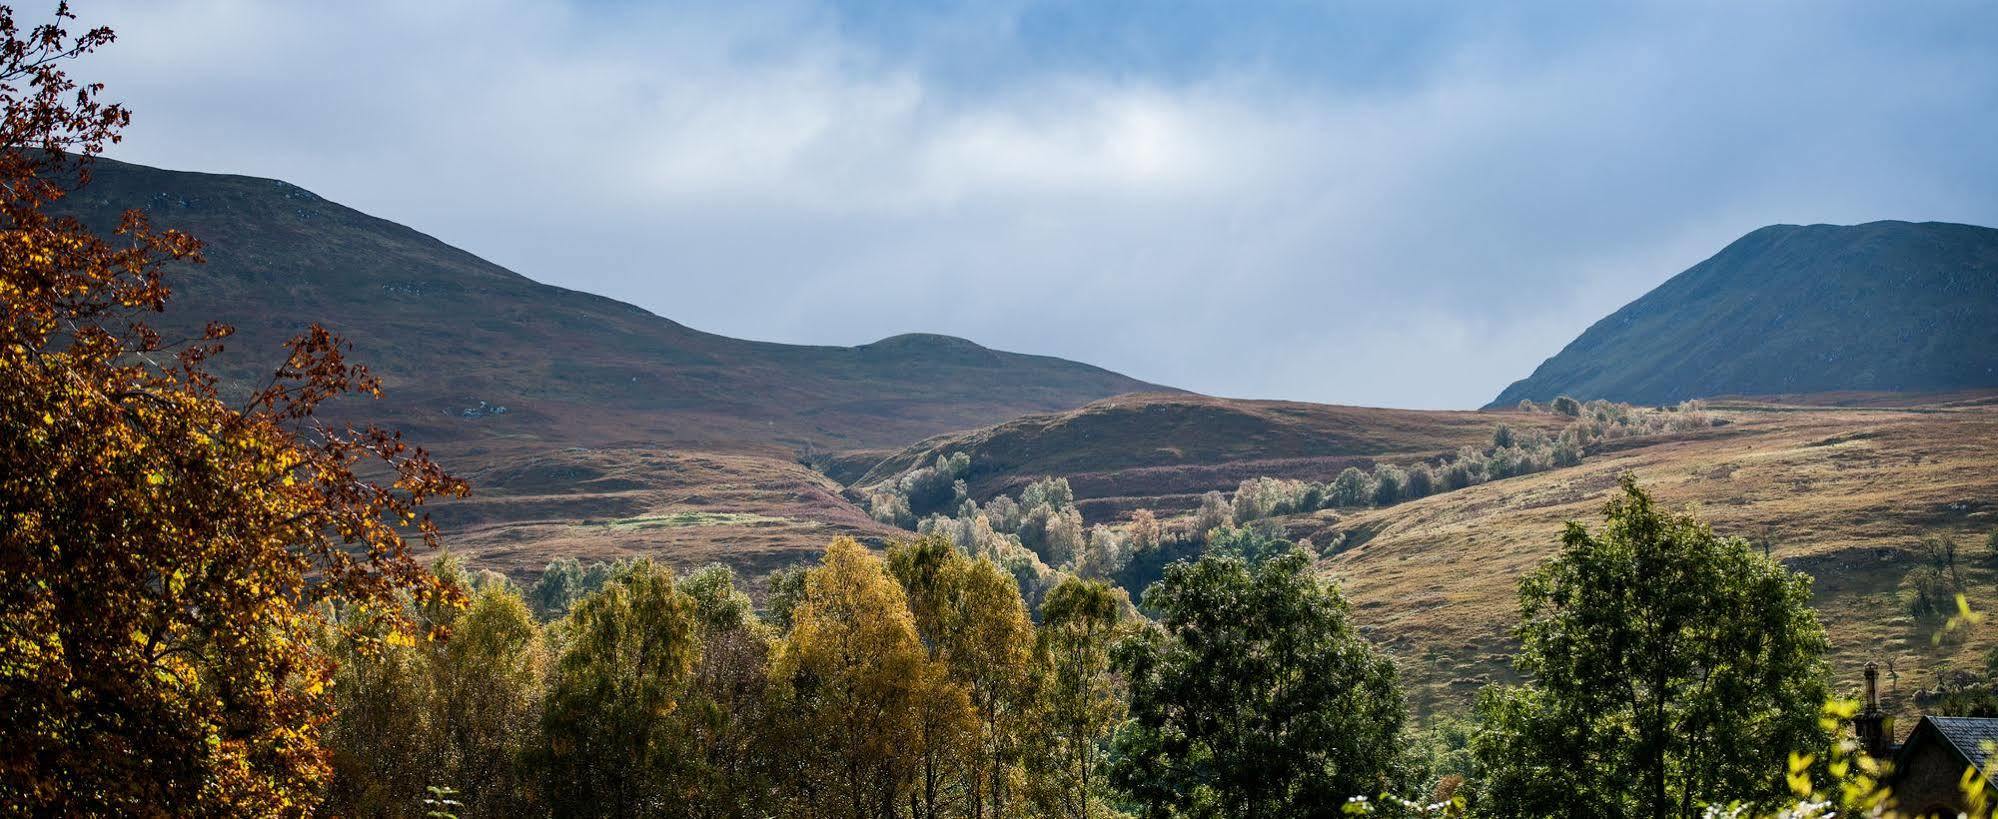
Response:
[0,8,459,813]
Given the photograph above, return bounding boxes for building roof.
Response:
[1911,716,1998,770]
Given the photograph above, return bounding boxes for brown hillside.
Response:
[60,156,1166,455]
[855,393,1568,519]
[1279,397,1998,718]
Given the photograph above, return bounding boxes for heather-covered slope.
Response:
[59,156,1166,453]
[1490,221,1998,408]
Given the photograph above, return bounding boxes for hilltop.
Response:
[58,156,1166,454]
[1490,221,1998,408]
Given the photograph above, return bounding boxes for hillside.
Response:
[1280,395,1998,717]
[852,393,1568,521]
[847,389,1998,722]
[1490,221,1998,408]
[59,156,1166,454]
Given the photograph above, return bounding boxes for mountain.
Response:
[1489,221,1998,409]
[59,156,1167,453]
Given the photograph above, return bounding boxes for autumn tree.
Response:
[1026,577,1127,818]
[773,538,971,818]
[539,559,701,816]
[0,6,465,812]
[1111,545,1405,818]
[890,537,1037,818]
[1471,476,1831,818]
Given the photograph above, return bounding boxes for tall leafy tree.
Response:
[1471,476,1831,818]
[678,564,781,818]
[890,537,1037,819]
[773,538,971,819]
[429,573,545,817]
[539,559,700,817]
[1111,545,1405,818]
[0,6,464,812]
[1027,576,1127,818]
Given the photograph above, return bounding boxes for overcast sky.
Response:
[80,0,1998,408]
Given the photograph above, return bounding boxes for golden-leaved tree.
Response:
[0,4,465,813]
[774,537,974,818]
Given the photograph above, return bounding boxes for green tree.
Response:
[678,564,781,818]
[1028,577,1127,818]
[1110,546,1405,818]
[432,578,546,817]
[1330,467,1373,507]
[1470,476,1831,818]
[539,559,700,816]
[323,608,444,817]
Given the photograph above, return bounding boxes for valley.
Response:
[68,156,1998,726]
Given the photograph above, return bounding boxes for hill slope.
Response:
[1490,221,1998,408]
[61,156,1166,453]
[1280,395,1998,718]
[852,393,1565,520]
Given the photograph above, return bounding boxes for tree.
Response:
[773,538,970,818]
[1191,490,1234,538]
[1126,509,1162,555]
[430,577,545,818]
[1330,467,1372,507]
[890,537,1037,819]
[0,8,465,811]
[1111,546,1405,818]
[1471,476,1831,818]
[1551,395,1582,417]
[677,564,781,818]
[323,606,445,816]
[1370,463,1406,506]
[1028,577,1127,818]
[539,559,701,816]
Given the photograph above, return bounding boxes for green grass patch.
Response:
[594,511,790,531]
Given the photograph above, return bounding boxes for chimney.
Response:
[1854,662,1891,759]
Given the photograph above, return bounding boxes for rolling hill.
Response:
[1285,395,1998,718]
[849,393,1565,520]
[1490,221,1998,408]
[59,156,1167,454]
[848,389,1998,721]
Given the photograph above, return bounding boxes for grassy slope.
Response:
[1279,398,1998,719]
[1489,221,1998,408]
[428,444,908,591]
[854,391,1998,723]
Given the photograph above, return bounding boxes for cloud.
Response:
[78,0,1998,408]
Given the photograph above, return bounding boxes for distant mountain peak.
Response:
[1489,220,1998,408]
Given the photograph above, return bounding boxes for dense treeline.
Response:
[310,478,1860,818]
[311,477,1854,815]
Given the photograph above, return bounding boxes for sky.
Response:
[77,0,1998,409]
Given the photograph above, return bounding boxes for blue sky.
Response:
[82,0,1998,408]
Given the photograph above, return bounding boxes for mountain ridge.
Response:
[59,155,1169,453]
[1489,220,1998,408]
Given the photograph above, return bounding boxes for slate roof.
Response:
[1921,716,1998,769]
